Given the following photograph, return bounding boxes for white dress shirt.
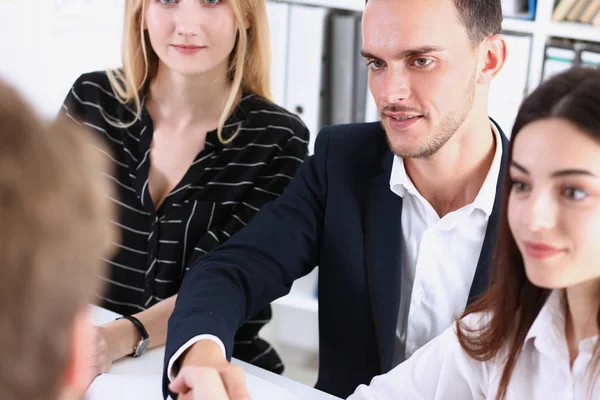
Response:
[168,123,502,380]
[348,290,600,400]
[391,123,502,363]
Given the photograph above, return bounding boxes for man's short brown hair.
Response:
[365,0,503,45]
[0,81,117,400]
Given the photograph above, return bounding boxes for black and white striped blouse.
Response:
[62,71,309,373]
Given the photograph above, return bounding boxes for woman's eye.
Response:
[564,187,588,201]
[511,180,530,193]
[203,0,221,4]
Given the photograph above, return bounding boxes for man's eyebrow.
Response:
[360,46,445,60]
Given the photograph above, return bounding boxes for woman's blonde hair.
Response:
[107,0,272,144]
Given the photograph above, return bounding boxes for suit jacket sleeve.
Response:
[163,126,332,381]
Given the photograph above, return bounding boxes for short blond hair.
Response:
[0,81,117,400]
[107,0,272,143]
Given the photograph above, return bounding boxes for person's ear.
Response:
[477,34,507,84]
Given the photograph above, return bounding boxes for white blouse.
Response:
[348,291,599,400]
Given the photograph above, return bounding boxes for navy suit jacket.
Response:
[164,121,509,399]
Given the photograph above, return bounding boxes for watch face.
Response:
[134,338,150,357]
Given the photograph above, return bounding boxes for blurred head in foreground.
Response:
[0,80,117,400]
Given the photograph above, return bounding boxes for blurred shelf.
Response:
[502,18,537,34]
[269,1,600,45]
[547,22,600,43]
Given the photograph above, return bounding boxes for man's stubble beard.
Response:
[384,71,477,159]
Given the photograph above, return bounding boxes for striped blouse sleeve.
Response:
[59,75,86,124]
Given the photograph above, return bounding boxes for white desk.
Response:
[89,306,340,400]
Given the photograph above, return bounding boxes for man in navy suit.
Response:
[165,0,508,398]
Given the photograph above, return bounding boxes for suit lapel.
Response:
[363,150,403,374]
[362,119,509,371]
[468,124,510,303]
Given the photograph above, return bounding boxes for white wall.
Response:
[0,0,124,118]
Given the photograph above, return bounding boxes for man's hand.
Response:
[171,340,251,399]
[170,365,251,400]
[84,325,112,387]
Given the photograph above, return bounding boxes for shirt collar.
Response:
[525,290,566,345]
[389,120,503,218]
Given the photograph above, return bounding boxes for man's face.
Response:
[362,0,481,158]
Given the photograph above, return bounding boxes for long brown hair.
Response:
[456,67,600,400]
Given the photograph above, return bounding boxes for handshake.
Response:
[169,340,251,400]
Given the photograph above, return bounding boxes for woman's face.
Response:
[508,117,600,290]
[145,0,239,77]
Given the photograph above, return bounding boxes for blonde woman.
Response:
[61,0,308,378]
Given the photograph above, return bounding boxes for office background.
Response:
[1,0,599,387]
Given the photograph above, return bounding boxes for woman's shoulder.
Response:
[69,69,116,97]
[64,69,138,125]
[66,69,124,111]
[241,93,310,142]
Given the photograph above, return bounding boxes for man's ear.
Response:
[61,310,95,399]
[477,34,507,84]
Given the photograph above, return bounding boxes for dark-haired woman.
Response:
[348,67,600,400]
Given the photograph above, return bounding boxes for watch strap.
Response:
[117,315,149,340]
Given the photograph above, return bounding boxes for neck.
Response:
[565,280,600,364]
[404,111,496,217]
[148,61,235,128]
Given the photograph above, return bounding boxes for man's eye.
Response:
[367,60,385,71]
[412,58,433,67]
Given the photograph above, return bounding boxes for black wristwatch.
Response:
[116,315,150,357]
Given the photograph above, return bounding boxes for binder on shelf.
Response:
[502,0,537,21]
[328,12,358,126]
[352,14,369,123]
[284,5,329,154]
[580,46,600,67]
[580,0,600,23]
[488,33,532,136]
[542,41,577,81]
[553,0,580,21]
[566,0,592,22]
[501,0,524,17]
[266,1,290,106]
